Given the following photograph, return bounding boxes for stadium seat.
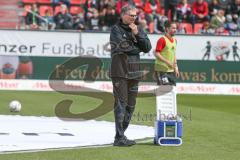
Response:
[180,23,193,34]
[54,5,61,15]
[39,5,53,16]
[37,0,51,4]
[70,6,83,15]
[149,22,154,33]
[161,8,165,15]
[194,23,203,34]
[155,0,162,14]
[21,0,37,4]
[71,0,86,5]
[134,0,142,7]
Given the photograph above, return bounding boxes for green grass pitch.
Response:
[0,90,240,160]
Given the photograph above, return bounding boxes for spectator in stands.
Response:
[210,8,226,34]
[42,9,56,30]
[54,4,73,29]
[52,0,70,9]
[73,12,86,30]
[153,15,168,33]
[191,0,210,26]
[142,0,157,14]
[136,6,153,33]
[25,3,41,29]
[226,0,240,23]
[177,0,192,22]
[83,0,101,24]
[208,0,221,17]
[101,5,119,31]
[116,0,135,15]
[176,21,187,33]
[99,0,116,11]
[163,0,178,21]
[199,21,215,34]
[52,0,59,9]
[237,16,240,33]
[218,0,231,10]
[61,0,70,8]
[224,14,238,35]
[86,8,100,30]
[153,0,162,15]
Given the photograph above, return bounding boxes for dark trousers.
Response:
[164,0,177,21]
[112,78,139,140]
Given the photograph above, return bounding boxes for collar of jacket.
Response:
[118,19,132,32]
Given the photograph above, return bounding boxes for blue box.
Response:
[154,120,182,146]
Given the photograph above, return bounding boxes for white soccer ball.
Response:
[9,100,21,112]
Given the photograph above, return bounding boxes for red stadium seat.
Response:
[54,5,61,15]
[21,0,37,4]
[39,5,53,16]
[71,0,86,5]
[180,23,193,34]
[161,8,165,15]
[155,0,162,14]
[37,0,51,4]
[149,22,154,33]
[70,6,83,15]
[133,0,142,7]
[194,23,203,34]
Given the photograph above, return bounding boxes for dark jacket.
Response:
[25,11,41,25]
[110,20,152,80]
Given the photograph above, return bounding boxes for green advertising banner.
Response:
[16,57,240,84]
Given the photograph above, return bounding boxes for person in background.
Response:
[208,0,221,17]
[52,0,70,9]
[154,21,179,86]
[73,12,86,31]
[42,9,56,30]
[25,3,41,29]
[191,0,210,27]
[164,0,179,21]
[102,5,119,31]
[115,0,135,15]
[224,14,240,35]
[177,0,192,22]
[86,8,100,30]
[210,8,226,34]
[54,4,73,29]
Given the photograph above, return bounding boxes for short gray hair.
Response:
[121,5,136,16]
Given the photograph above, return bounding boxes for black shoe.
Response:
[113,137,136,147]
[123,136,136,145]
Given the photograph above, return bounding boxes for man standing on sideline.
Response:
[110,5,152,147]
[154,21,179,86]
